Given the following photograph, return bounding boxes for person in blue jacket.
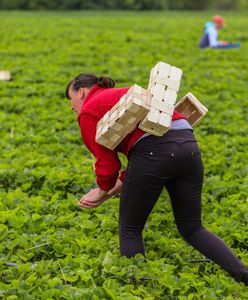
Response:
[199,15,240,49]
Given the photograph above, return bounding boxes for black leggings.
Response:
[119,129,248,282]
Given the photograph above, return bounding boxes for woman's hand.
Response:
[78,188,109,208]
[107,179,123,197]
[77,179,123,209]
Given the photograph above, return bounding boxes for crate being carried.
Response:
[96,84,151,150]
[174,92,208,126]
[139,61,182,136]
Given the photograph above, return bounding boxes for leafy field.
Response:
[0,10,248,299]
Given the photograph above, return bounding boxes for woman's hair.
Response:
[65,73,115,99]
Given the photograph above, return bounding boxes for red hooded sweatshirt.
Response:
[78,84,186,191]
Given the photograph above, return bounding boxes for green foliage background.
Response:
[0,11,248,299]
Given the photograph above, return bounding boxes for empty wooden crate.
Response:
[174,92,208,126]
[0,70,11,81]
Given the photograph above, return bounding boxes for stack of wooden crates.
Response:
[96,62,208,150]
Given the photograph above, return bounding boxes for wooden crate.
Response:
[96,84,151,150]
[0,70,11,81]
[139,61,182,135]
[174,92,208,126]
[138,107,172,136]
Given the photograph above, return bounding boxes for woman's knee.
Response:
[119,221,143,239]
[177,223,204,240]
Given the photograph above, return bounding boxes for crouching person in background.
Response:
[199,15,240,49]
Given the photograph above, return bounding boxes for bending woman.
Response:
[65,73,248,285]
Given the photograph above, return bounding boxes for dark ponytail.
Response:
[96,76,115,88]
[65,73,115,99]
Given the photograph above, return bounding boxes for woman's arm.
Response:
[79,112,122,191]
[77,112,124,208]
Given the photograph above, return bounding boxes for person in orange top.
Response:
[199,15,240,48]
[65,73,248,285]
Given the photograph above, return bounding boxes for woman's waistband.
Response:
[130,128,196,155]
